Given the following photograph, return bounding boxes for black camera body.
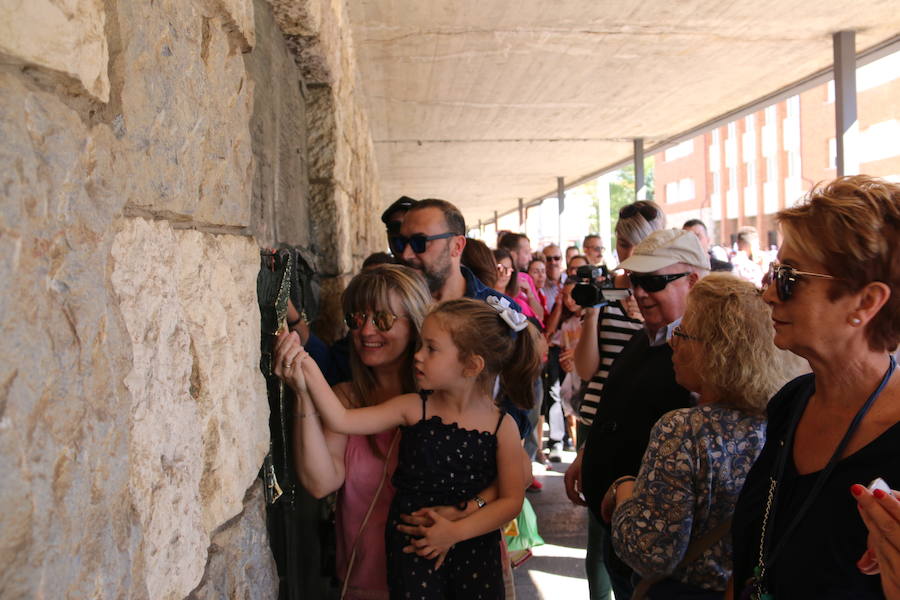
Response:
[571,265,631,308]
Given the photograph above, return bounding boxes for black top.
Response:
[390,392,504,513]
[581,332,693,520]
[733,374,900,599]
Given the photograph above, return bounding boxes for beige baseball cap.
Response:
[616,228,711,273]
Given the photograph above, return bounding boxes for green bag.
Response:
[505,498,545,551]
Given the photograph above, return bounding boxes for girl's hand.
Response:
[273,330,309,393]
[398,509,459,569]
[559,348,576,373]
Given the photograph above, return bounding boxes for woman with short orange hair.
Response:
[732,175,900,599]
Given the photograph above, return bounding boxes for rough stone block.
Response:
[116,0,254,227]
[245,0,310,247]
[111,218,270,599]
[0,72,135,599]
[0,0,110,102]
[189,481,278,600]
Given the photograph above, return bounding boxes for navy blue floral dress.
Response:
[611,405,766,592]
[386,392,505,599]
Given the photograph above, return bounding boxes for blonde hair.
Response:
[777,175,900,353]
[682,274,803,414]
[341,265,432,409]
[428,298,542,410]
[615,201,667,247]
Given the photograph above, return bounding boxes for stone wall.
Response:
[268,0,384,341]
[1,0,381,594]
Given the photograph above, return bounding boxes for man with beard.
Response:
[393,199,519,306]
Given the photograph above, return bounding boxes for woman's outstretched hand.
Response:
[853,483,900,599]
[273,330,309,394]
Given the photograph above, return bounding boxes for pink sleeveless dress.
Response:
[336,428,399,600]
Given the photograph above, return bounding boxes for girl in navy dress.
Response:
[281,296,542,599]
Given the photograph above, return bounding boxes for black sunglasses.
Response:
[767,263,836,301]
[389,232,457,255]
[629,272,690,293]
[545,255,562,262]
[345,311,405,332]
[619,202,659,222]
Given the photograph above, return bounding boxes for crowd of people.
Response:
[272,175,900,600]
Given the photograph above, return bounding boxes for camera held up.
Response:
[571,264,632,308]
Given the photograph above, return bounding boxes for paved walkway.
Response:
[514,449,592,599]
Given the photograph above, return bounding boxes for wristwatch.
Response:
[472,495,487,509]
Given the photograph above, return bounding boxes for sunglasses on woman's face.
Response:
[767,263,836,301]
[668,325,701,348]
[389,232,457,255]
[628,272,690,293]
[345,311,404,332]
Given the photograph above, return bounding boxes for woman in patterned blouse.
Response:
[602,274,803,597]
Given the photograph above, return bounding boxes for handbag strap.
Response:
[340,429,400,600]
[631,517,732,600]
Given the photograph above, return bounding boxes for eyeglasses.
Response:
[496,263,513,275]
[584,245,604,253]
[766,262,836,301]
[389,232,457,255]
[545,255,562,262]
[345,311,405,332]
[668,325,701,348]
[629,272,690,293]
[619,202,659,222]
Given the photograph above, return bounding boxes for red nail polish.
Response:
[851,484,866,497]
[874,488,887,499]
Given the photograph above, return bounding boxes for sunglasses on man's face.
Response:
[345,311,404,332]
[629,272,690,293]
[545,255,562,262]
[767,263,836,301]
[389,232,457,255]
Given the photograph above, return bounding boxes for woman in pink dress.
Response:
[287,265,432,599]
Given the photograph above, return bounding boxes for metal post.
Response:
[634,138,645,200]
[557,177,565,247]
[518,198,524,230]
[833,31,858,176]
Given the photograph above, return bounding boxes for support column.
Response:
[833,31,859,177]
[634,138,645,200]
[557,177,565,247]
[518,198,524,230]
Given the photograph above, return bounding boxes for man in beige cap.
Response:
[565,228,709,600]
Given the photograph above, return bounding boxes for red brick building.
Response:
[654,53,900,249]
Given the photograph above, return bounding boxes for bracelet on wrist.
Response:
[609,476,636,500]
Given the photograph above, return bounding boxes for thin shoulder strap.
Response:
[418,389,430,421]
[493,410,506,435]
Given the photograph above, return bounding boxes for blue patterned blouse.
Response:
[611,405,766,591]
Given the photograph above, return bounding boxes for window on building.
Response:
[765,105,777,125]
[664,139,694,162]
[745,113,756,130]
[747,160,757,187]
[787,150,800,178]
[665,182,678,203]
[767,156,778,182]
[729,166,737,190]
[787,95,800,118]
[712,172,721,195]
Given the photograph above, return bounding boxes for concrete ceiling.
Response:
[346,0,900,225]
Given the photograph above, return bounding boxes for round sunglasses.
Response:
[344,311,406,332]
[767,263,835,301]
